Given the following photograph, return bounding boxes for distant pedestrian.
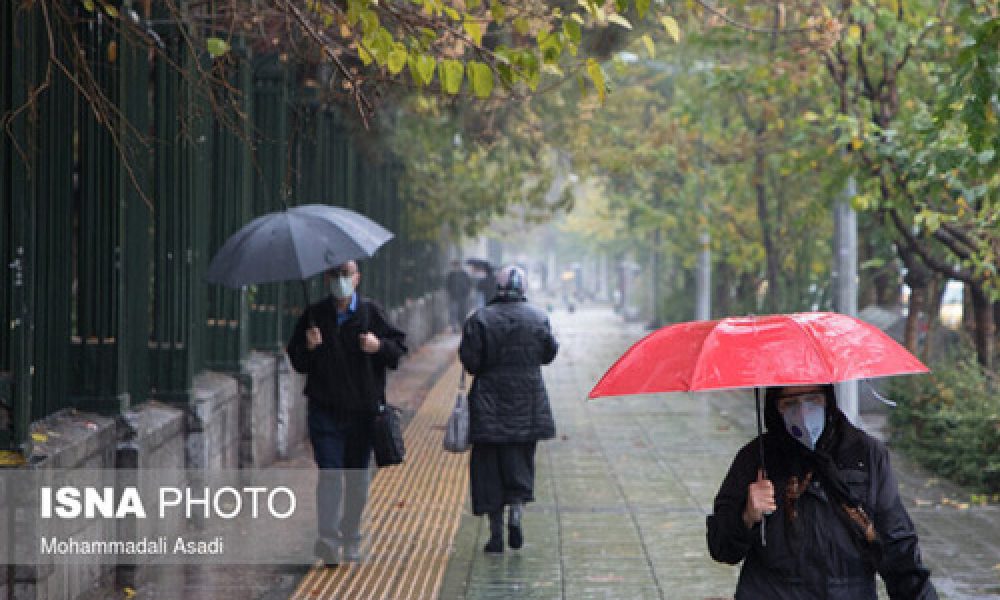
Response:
[286,260,407,566]
[474,265,497,308]
[459,265,558,553]
[444,260,472,333]
[707,384,938,599]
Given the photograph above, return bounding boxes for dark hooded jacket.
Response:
[286,295,406,415]
[459,294,558,443]
[706,386,938,600]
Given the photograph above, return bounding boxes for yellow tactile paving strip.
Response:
[290,361,469,600]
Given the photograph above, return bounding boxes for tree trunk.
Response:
[900,248,930,354]
[755,144,780,313]
[921,275,945,363]
[873,267,901,306]
[969,285,995,370]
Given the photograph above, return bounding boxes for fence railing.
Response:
[0,5,444,451]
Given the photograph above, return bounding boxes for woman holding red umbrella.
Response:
[707,384,938,599]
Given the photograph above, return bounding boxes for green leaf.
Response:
[586,57,606,102]
[444,6,460,20]
[860,258,886,271]
[388,45,408,75]
[614,0,627,14]
[206,37,231,58]
[466,61,494,98]
[563,19,581,44]
[439,59,464,94]
[358,43,374,66]
[360,10,379,36]
[466,0,480,9]
[635,0,649,19]
[490,1,505,22]
[660,15,680,42]
[464,17,483,47]
[514,17,531,35]
[409,54,436,86]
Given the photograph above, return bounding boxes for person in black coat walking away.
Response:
[287,261,407,566]
[459,265,558,553]
[444,259,472,332]
[707,384,938,599]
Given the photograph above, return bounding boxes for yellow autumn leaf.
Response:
[31,432,48,443]
[0,451,26,467]
[850,136,863,150]
[607,14,632,30]
[803,111,819,122]
[847,24,861,42]
[641,33,655,58]
[661,16,680,43]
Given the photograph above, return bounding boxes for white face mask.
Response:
[782,398,826,450]
[331,275,354,299]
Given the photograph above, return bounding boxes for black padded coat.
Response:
[706,387,938,600]
[459,295,558,443]
[286,295,406,415]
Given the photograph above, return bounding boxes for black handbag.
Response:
[359,300,405,467]
[372,402,405,467]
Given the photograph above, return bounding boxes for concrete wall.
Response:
[186,372,240,471]
[2,410,117,600]
[238,352,278,468]
[277,354,308,460]
[115,402,186,589]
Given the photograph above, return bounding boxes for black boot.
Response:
[508,503,524,549]
[483,510,504,553]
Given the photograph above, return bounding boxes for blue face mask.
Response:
[331,275,354,299]
[782,398,826,450]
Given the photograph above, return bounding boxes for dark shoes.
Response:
[483,533,504,553]
[313,539,339,568]
[508,524,523,549]
[483,526,524,552]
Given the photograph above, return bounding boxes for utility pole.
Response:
[696,231,711,320]
[833,175,859,424]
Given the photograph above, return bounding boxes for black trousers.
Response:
[469,442,537,516]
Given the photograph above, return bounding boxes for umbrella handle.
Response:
[755,387,768,547]
[300,280,316,327]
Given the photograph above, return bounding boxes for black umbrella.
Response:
[464,258,493,272]
[205,204,393,289]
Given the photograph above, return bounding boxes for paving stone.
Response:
[438,305,1000,600]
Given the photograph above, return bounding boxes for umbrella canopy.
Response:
[464,258,494,272]
[205,204,393,289]
[589,311,928,399]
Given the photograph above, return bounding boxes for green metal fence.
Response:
[1,5,444,451]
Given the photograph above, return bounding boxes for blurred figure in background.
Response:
[444,259,472,333]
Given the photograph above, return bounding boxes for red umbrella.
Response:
[589,311,928,547]
[589,311,928,399]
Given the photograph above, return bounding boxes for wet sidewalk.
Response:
[437,305,1000,600]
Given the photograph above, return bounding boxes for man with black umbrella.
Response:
[286,260,407,566]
